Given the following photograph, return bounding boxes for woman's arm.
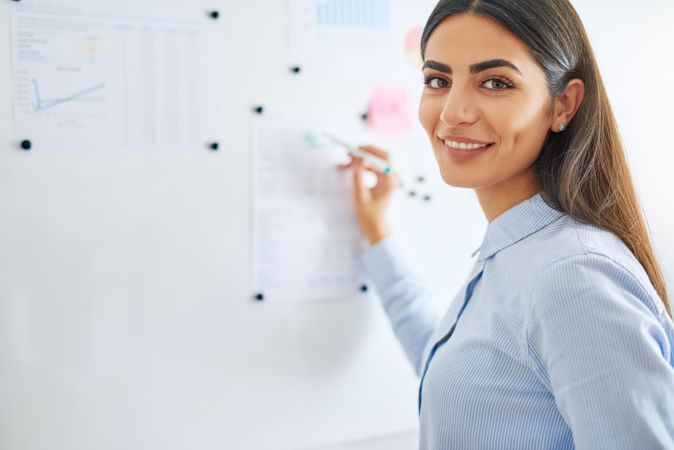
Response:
[361,237,441,376]
[527,253,674,449]
[339,146,440,374]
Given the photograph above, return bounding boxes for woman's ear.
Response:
[551,78,585,132]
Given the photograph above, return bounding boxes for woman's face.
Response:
[419,14,554,191]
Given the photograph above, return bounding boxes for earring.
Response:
[558,123,566,132]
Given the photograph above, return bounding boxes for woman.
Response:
[338,0,674,448]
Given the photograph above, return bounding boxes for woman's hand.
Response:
[337,146,401,245]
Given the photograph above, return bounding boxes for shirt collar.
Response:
[471,193,565,261]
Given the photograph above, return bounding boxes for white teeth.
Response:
[443,139,489,151]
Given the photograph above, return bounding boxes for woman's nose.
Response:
[439,84,479,127]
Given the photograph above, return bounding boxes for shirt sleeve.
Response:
[527,253,674,450]
[360,237,441,376]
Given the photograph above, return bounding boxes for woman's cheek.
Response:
[485,97,548,148]
[418,96,440,134]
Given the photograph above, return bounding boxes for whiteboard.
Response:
[0,1,672,449]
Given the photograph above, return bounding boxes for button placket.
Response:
[417,259,486,414]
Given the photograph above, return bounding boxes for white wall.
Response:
[0,1,672,450]
[0,1,444,449]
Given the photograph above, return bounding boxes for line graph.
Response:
[12,3,207,148]
[31,79,106,112]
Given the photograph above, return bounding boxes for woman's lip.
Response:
[440,140,494,160]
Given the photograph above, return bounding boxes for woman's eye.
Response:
[482,78,513,90]
[424,76,449,89]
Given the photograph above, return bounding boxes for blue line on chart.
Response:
[32,79,106,112]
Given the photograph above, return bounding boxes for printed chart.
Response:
[287,0,391,82]
[314,0,390,30]
[11,3,220,150]
[287,0,434,82]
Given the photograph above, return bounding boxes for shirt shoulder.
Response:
[552,217,663,315]
[490,213,667,321]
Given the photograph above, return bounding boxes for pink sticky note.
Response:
[367,88,412,133]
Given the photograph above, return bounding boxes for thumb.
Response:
[352,160,367,204]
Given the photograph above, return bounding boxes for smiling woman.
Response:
[338,0,674,449]
[417,1,671,315]
[419,15,559,189]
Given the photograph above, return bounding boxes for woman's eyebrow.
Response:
[422,58,522,75]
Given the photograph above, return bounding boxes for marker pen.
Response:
[322,133,391,174]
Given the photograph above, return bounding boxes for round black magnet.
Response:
[254,293,265,302]
[360,284,368,293]
[209,142,219,151]
[209,10,220,19]
[253,106,264,115]
[290,66,301,74]
[20,139,32,150]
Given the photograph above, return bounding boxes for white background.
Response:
[0,1,672,449]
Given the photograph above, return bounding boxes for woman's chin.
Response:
[439,171,481,189]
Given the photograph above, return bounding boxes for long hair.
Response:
[421,0,671,315]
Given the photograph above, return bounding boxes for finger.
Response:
[361,164,386,174]
[361,162,396,180]
[371,172,399,194]
[336,160,354,170]
[357,145,392,162]
[336,155,357,170]
[352,160,366,203]
[391,171,403,188]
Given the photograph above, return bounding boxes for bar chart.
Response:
[314,0,390,30]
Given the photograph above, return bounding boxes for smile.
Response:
[440,138,494,160]
[443,140,492,151]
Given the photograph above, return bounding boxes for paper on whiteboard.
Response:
[10,3,222,151]
[286,0,437,83]
[252,109,368,302]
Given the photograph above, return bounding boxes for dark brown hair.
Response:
[421,0,671,315]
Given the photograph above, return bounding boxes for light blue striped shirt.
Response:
[361,193,674,449]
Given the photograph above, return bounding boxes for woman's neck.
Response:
[475,167,539,223]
